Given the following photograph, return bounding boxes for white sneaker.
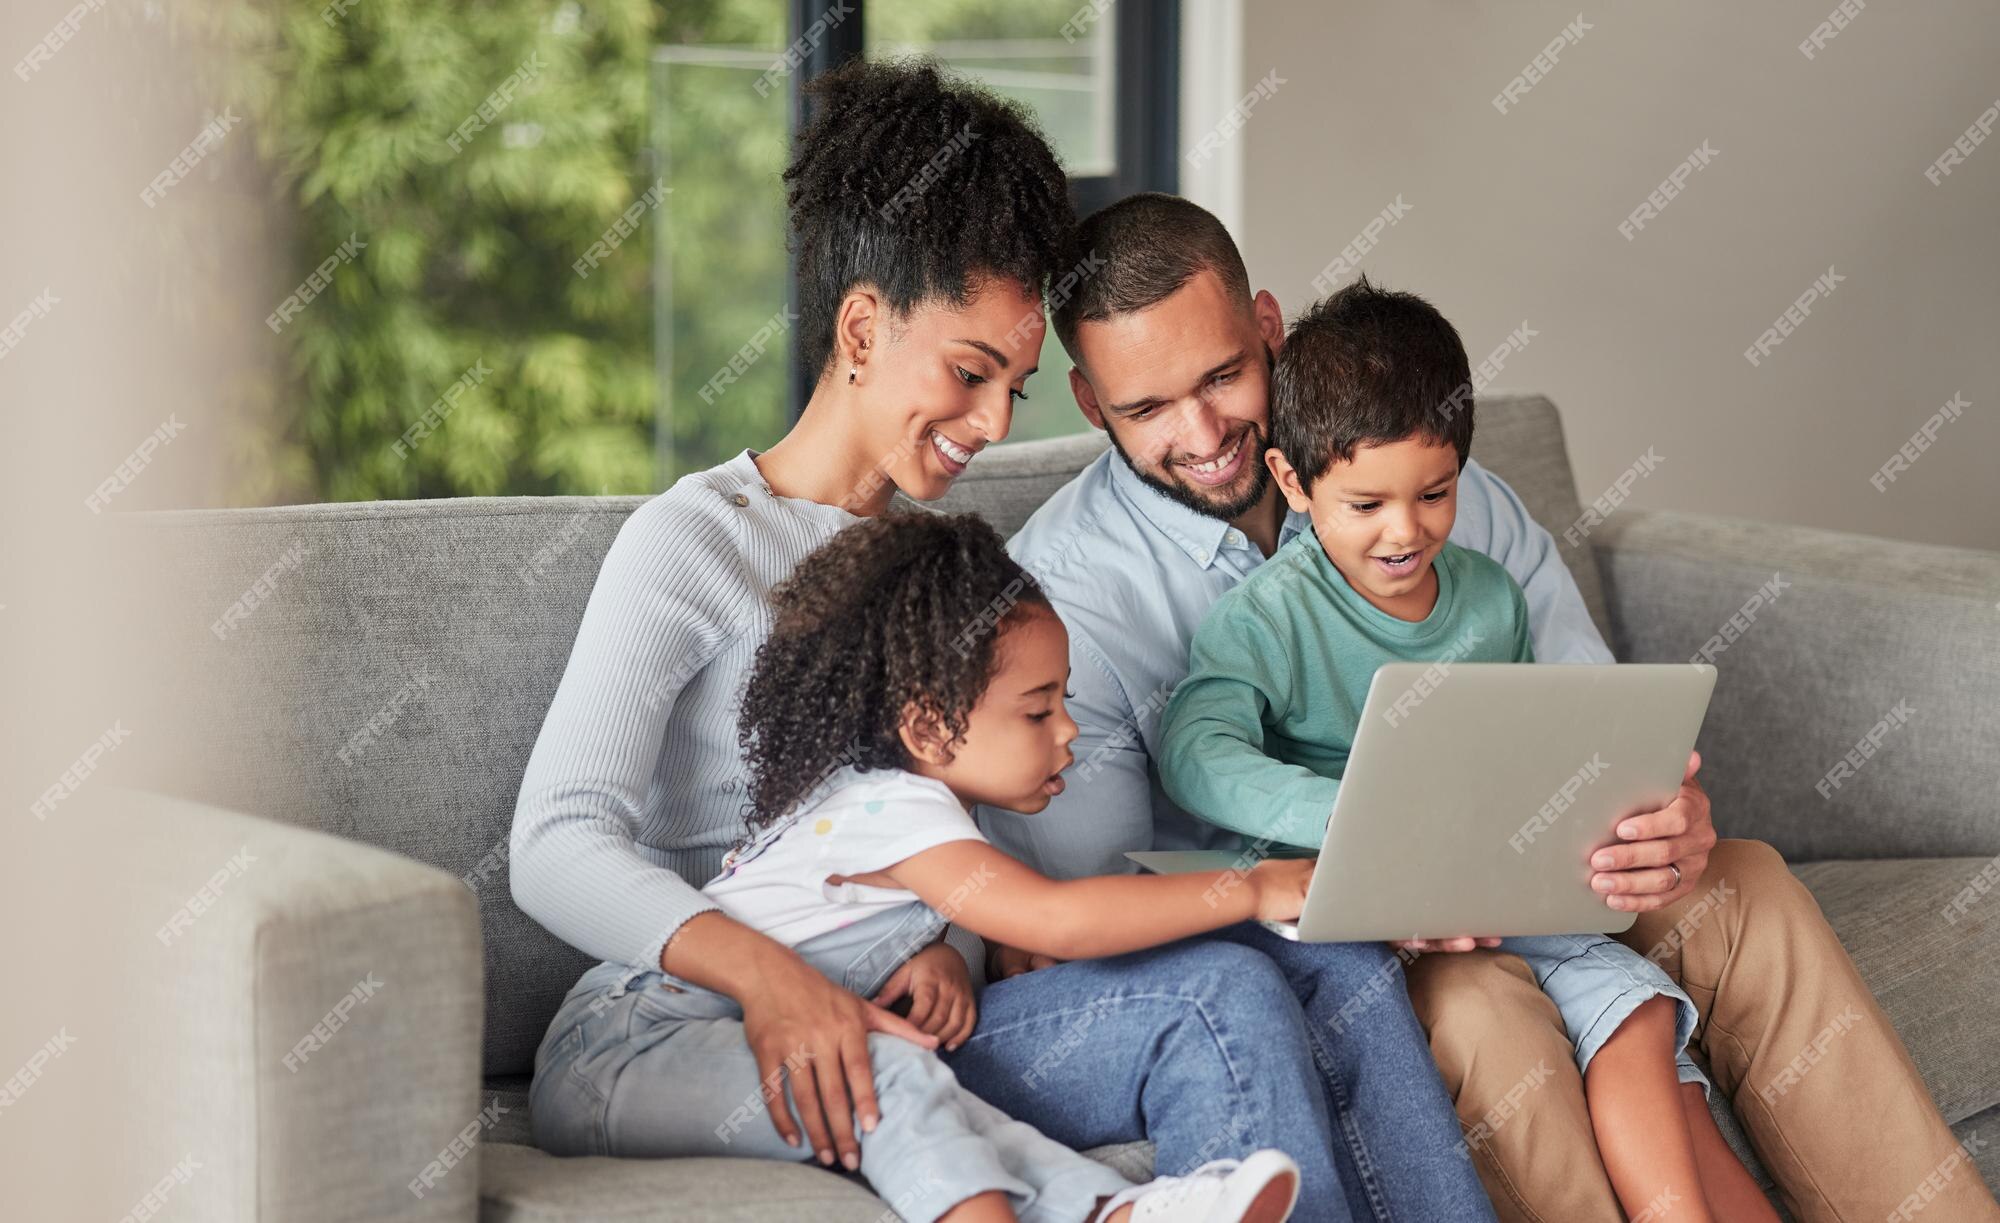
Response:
[1099,1149,1301,1222]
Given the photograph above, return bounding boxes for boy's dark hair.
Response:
[737,512,1053,829]
[1051,192,1252,360]
[783,58,1074,383]
[1269,275,1475,493]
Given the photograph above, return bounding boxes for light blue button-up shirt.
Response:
[979,447,1614,880]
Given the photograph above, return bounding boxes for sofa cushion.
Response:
[108,394,1601,1079]
[478,1078,1155,1221]
[1589,509,2000,864]
[479,1144,891,1223]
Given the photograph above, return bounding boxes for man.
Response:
[981,192,1995,1223]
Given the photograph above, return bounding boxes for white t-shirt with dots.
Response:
[701,766,988,948]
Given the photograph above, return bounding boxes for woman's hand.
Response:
[736,952,937,1171]
[669,913,936,1173]
[873,939,977,1051]
[1247,857,1316,922]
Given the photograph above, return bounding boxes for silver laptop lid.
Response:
[1291,662,1715,942]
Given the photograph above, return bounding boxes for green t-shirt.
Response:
[1159,533,1533,849]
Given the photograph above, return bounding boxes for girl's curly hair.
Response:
[737,512,1052,830]
[783,56,1075,383]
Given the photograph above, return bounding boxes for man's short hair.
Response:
[1270,276,1475,493]
[1052,193,1252,358]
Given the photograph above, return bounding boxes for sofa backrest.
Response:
[111,393,1600,1078]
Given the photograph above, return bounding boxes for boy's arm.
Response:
[1455,458,1613,664]
[1510,576,1536,663]
[1159,603,1342,850]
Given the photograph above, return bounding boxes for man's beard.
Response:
[1100,341,1279,525]
[1106,420,1271,524]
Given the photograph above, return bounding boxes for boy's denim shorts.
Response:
[1499,933,1709,1095]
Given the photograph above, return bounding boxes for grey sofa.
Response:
[107,394,1999,1220]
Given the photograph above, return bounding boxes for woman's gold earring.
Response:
[848,365,858,385]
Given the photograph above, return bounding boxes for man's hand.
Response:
[1588,750,1717,912]
[987,941,1062,981]
[873,940,977,1051]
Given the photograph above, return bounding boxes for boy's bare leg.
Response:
[1583,997,1714,1223]
[1679,1083,1779,1221]
[943,1190,1017,1222]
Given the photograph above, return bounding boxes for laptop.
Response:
[1128,663,1716,941]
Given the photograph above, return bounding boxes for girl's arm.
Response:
[882,839,1313,961]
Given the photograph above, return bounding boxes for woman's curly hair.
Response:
[783,57,1076,382]
[737,512,1052,830]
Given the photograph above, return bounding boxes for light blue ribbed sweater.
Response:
[510,450,862,971]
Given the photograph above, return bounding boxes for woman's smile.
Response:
[930,427,976,476]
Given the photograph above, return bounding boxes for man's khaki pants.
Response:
[1408,839,1999,1222]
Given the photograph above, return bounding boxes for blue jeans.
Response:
[1205,925,1499,1223]
[941,935,1352,1222]
[948,926,1495,1223]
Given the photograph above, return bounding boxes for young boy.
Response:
[1157,277,1776,1223]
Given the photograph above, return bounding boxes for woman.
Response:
[510,59,1458,1223]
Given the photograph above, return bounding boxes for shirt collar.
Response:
[1278,505,1316,547]
[1105,448,1314,568]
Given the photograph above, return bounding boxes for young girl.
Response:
[608,511,1312,1223]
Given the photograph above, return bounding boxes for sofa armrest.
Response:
[1591,510,2000,861]
[61,788,485,1221]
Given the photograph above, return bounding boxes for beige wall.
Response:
[1232,2,1998,551]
